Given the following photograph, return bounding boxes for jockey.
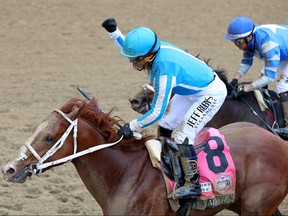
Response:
[102,18,227,199]
[225,16,288,129]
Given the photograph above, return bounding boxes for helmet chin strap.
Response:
[136,53,157,71]
[243,34,255,52]
[243,24,255,51]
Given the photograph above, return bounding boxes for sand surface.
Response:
[0,0,287,215]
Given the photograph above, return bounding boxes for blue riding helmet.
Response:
[225,16,255,40]
[120,27,160,58]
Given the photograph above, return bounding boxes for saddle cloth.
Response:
[145,128,236,211]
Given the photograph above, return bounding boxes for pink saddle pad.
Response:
[195,128,236,201]
[163,128,236,210]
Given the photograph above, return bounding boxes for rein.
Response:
[240,96,279,136]
[226,81,279,136]
[25,109,123,174]
[143,83,154,111]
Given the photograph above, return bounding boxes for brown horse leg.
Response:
[240,185,286,215]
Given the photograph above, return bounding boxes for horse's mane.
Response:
[60,97,153,146]
[196,55,232,93]
[198,56,228,83]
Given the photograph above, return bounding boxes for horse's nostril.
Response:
[129,99,140,106]
[6,167,16,175]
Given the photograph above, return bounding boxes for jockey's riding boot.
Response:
[274,91,288,138]
[280,91,288,128]
[173,144,201,199]
[157,125,173,138]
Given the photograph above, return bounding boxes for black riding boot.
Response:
[274,91,288,138]
[280,91,288,127]
[173,144,201,199]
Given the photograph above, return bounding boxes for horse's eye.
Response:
[45,135,54,144]
[67,109,73,114]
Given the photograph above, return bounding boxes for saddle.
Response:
[145,128,236,212]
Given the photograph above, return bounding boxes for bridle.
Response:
[23,109,123,175]
[143,83,154,111]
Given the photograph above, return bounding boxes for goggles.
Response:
[130,54,157,71]
[233,38,246,45]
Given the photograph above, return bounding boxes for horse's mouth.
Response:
[130,104,149,114]
[3,166,32,183]
[129,98,149,115]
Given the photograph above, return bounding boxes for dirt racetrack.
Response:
[0,0,287,215]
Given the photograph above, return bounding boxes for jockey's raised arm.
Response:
[102,18,125,50]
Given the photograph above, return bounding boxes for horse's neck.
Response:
[73,148,153,214]
[69,119,116,205]
[71,118,149,211]
[72,149,117,207]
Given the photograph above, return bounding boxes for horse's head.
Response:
[1,98,87,183]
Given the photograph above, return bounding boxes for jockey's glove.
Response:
[229,78,238,90]
[232,89,247,98]
[118,123,134,139]
[102,18,117,33]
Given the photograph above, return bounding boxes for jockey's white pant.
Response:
[261,61,288,94]
[159,74,227,144]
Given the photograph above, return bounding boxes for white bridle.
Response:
[24,109,123,174]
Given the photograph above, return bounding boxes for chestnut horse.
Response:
[2,97,288,215]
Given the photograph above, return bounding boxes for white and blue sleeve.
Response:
[107,28,125,50]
